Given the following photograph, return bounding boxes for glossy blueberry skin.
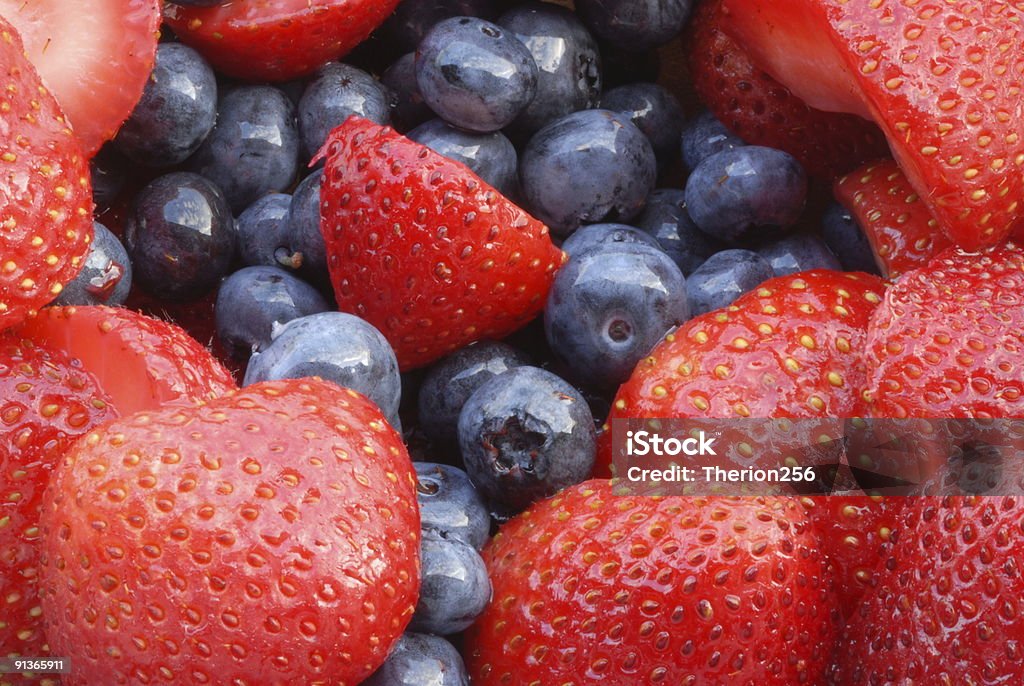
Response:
[634,189,725,276]
[115,43,217,167]
[54,222,132,307]
[758,234,842,277]
[576,0,693,51]
[382,53,435,133]
[685,146,808,243]
[123,172,235,301]
[415,462,491,550]
[287,169,329,285]
[601,82,684,167]
[384,0,499,54]
[410,530,491,636]
[686,249,774,317]
[363,633,470,686]
[298,63,390,159]
[498,3,602,135]
[822,201,880,274]
[458,366,596,517]
[236,193,301,270]
[520,109,657,236]
[243,311,402,428]
[681,110,745,172]
[408,119,518,197]
[416,17,539,133]
[418,340,531,448]
[545,243,689,389]
[560,222,661,259]
[190,85,300,213]
[215,266,330,362]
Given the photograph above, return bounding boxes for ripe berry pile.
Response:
[2,0,1024,684]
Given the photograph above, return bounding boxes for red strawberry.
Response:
[0,0,161,156]
[317,116,563,370]
[464,480,839,685]
[720,0,1024,251]
[834,159,951,279]
[0,19,93,331]
[39,378,420,686]
[163,0,399,82]
[686,0,889,179]
[0,335,117,677]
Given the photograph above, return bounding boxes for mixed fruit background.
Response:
[2,0,1024,684]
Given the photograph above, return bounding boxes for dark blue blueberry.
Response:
[383,0,499,54]
[758,234,842,277]
[822,201,880,274]
[415,462,491,550]
[418,340,530,447]
[634,189,726,276]
[243,311,402,428]
[520,109,656,237]
[287,169,329,285]
[382,53,435,133]
[686,249,774,316]
[685,146,808,243]
[545,243,688,389]
[236,194,303,270]
[416,17,539,133]
[363,633,469,686]
[54,222,132,307]
[190,85,300,212]
[498,3,602,135]
[123,172,235,301]
[214,266,329,362]
[115,43,217,167]
[559,222,661,259]
[680,109,745,172]
[601,82,684,167]
[90,147,127,209]
[457,366,596,517]
[576,0,693,51]
[408,119,517,197]
[298,63,390,159]
[410,530,491,635]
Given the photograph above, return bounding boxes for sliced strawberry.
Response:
[0,0,161,156]
[164,0,400,81]
[317,116,564,370]
[687,0,889,179]
[721,0,1024,251]
[834,159,951,279]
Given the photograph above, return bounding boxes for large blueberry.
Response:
[758,234,841,277]
[363,633,469,686]
[415,462,491,550]
[382,53,435,133]
[681,109,745,172]
[287,169,329,285]
[54,222,132,307]
[560,222,661,259]
[634,188,725,276]
[383,0,499,54]
[236,194,302,270]
[822,201,880,274]
[298,63,390,159]
[686,248,774,316]
[520,109,656,236]
[410,531,491,636]
[601,82,684,167]
[576,0,693,51]
[408,119,517,197]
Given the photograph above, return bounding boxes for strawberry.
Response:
[0,0,161,156]
[720,0,1024,251]
[686,0,889,179]
[464,480,839,685]
[834,159,951,279]
[317,116,564,370]
[164,0,400,82]
[0,19,93,331]
[0,335,116,676]
[39,378,420,686]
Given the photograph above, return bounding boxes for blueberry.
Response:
[416,17,539,133]
[410,530,491,636]
[123,172,235,301]
[576,0,693,51]
[115,43,217,167]
[634,189,725,276]
[243,312,401,428]
[363,633,469,686]
[520,109,656,237]
[418,340,530,448]
[601,82,684,167]
[758,234,842,277]
[686,249,774,317]
[681,110,745,172]
[190,85,300,213]
[407,119,517,197]
[383,0,499,54]
[298,63,390,159]
[559,222,661,259]
[235,194,302,270]
[54,222,132,307]
[415,462,491,550]
[382,53,435,133]
[458,366,596,517]
[685,146,808,243]
[822,201,880,274]
[287,169,329,285]
[90,147,127,209]
[497,3,601,135]
[215,266,330,362]
[545,243,688,389]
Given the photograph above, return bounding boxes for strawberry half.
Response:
[721,0,1024,251]
[0,19,93,331]
[317,116,564,370]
